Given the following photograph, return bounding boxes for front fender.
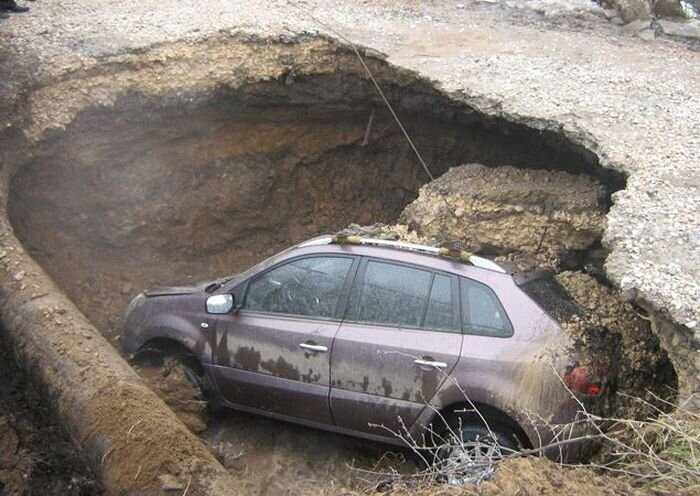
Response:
[124,310,211,365]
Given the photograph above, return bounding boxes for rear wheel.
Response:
[132,349,211,433]
[433,423,519,484]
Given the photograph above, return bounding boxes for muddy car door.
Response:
[210,255,358,424]
[330,258,462,438]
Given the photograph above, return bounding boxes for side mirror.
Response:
[206,294,234,314]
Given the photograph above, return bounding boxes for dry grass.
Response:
[586,394,700,490]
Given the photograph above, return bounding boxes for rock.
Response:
[398,164,607,272]
[637,27,657,40]
[622,18,653,33]
[658,19,700,39]
[13,271,25,282]
[159,474,185,491]
[610,14,625,24]
[608,0,652,23]
[654,0,687,18]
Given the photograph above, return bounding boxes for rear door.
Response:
[330,258,462,437]
[211,255,357,424]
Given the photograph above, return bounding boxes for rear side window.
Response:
[424,274,458,331]
[245,256,353,319]
[460,278,513,337]
[351,261,432,327]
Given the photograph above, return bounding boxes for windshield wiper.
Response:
[205,276,234,294]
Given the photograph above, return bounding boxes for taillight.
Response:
[564,365,603,395]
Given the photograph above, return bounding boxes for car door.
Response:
[210,254,357,425]
[330,258,463,438]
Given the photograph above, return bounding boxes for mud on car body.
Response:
[123,235,609,462]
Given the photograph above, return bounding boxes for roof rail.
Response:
[298,235,506,273]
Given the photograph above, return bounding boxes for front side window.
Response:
[460,278,513,337]
[350,261,432,327]
[245,256,353,319]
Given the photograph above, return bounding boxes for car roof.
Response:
[296,235,507,274]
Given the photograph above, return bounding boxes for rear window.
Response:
[516,273,581,322]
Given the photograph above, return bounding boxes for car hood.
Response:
[143,282,211,297]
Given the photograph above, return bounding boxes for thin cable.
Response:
[286,1,435,181]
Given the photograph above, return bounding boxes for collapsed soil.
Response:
[2,50,677,493]
[133,355,209,434]
[555,271,677,417]
[0,331,103,496]
[399,163,609,272]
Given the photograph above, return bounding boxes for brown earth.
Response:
[376,457,646,496]
[0,331,103,496]
[133,355,210,435]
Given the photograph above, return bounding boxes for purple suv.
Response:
[123,235,604,462]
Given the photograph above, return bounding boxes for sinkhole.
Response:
[3,37,680,492]
[8,59,615,343]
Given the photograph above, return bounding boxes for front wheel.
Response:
[132,351,210,433]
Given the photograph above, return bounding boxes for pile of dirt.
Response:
[0,333,103,495]
[399,163,608,271]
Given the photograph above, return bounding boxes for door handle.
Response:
[414,358,448,369]
[299,343,328,353]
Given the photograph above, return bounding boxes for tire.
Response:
[433,424,519,484]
